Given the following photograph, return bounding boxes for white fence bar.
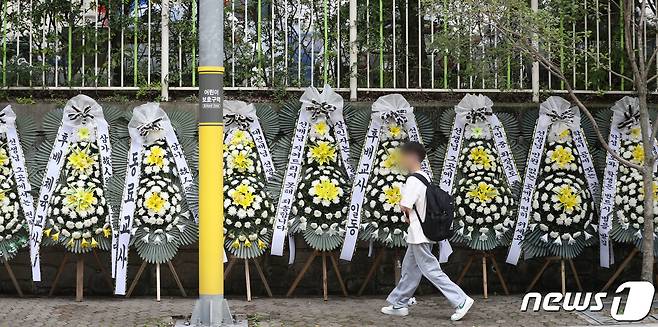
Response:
[0,0,649,100]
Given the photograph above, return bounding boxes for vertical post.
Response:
[349,0,357,100]
[531,0,539,102]
[161,0,170,101]
[192,0,234,325]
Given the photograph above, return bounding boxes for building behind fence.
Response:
[0,0,653,100]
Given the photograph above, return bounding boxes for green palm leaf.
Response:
[254,103,280,144]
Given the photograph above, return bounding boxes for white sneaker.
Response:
[381,305,409,317]
[450,297,474,321]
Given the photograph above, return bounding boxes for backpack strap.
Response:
[410,172,430,186]
[409,173,430,222]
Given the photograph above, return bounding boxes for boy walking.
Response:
[381,141,474,321]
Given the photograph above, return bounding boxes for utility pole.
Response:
[191,0,238,325]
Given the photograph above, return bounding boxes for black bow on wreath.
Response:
[308,100,336,120]
[618,104,641,130]
[137,117,164,137]
[380,110,408,126]
[465,107,492,124]
[547,109,575,124]
[225,113,254,130]
[68,105,94,124]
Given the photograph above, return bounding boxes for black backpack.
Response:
[411,173,454,242]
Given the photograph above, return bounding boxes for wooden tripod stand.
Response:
[224,256,273,301]
[48,251,113,301]
[286,250,348,301]
[125,260,187,301]
[358,248,403,296]
[456,252,509,299]
[526,257,583,294]
[2,260,23,297]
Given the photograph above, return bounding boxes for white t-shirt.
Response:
[400,170,433,244]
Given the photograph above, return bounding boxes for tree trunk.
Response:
[637,87,655,283]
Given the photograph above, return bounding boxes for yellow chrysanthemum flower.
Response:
[383,186,402,205]
[554,185,580,213]
[231,151,253,170]
[382,148,402,169]
[388,124,403,138]
[68,148,95,172]
[0,190,7,202]
[466,182,498,203]
[550,145,575,168]
[231,183,255,209]
[145,145,166,168]
[312,179,340,202]
[244,239,252,248]
[314,120,329,136]
[0,149,9,166]
[630,127,642,140]
[81,238,90,248]
[65,187,96,213]
[309,141,336,165]
[257,239,267,249]
[51,232,60,241]
[77,127,91,140]
[231,239,240,249]
[230,130,254,147]
[145,192,167,213]
[103,227,112,238]
[631,144,645,164]
[90,237,98,248]
[469,147,493,169]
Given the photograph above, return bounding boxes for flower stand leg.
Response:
[488,254,510,295]
[156,263,161,302]
[567,259,583,291]
[456,254,475,284]
[322,252,328,301]
[601,248,639,291]
[526,257,555,292]
[125,261,148,298]
[560,259,566,295]
[286,250,319,297]
[329,253,348,297]
[357,249,385,296]
[75,256,84,302]
[394,250,402,285]
[91,250,113,289]
[481,255,488,299]
[244,259,252,302]
[3,261,22,297]
[166,261,187,297]
[48,253,69,296]
[252,258,273,298]
[224,256,238,279]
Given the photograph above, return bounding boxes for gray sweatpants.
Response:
[386,243,466,308]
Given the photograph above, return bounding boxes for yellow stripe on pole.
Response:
[198,124,224,295]
[198,66,225,74]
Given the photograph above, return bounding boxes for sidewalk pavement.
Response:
[0,295,653,327]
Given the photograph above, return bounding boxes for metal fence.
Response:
[0,0,651,100]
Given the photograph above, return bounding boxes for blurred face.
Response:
[400,151,421,172]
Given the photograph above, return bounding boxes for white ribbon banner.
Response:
[0,106,36,241]
[223,101,275,181]
[31,95,113,282]
[507,96,598,265]
[339,94,431,261]
[114,103,197,295]
[271,85,352,257]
